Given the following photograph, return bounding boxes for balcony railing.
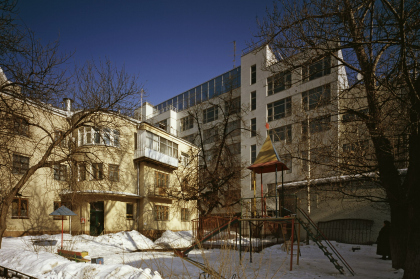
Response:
[134,147,178,168]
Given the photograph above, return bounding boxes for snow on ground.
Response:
[0,231,404,279]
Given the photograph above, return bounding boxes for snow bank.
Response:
[154,230,193,248]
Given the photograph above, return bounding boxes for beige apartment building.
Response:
[1,90,198,237]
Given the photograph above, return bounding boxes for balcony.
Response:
[134,147,178,169]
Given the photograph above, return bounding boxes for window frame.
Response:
[155,205,169,221]
[250,118,256,137]
[126,203,134,220]
[250,91,256,111]
[53,164,67,181]
[302,56,331,82]
[92,163,104,180]
[109,164,119,182]
[268,125,292,144]
[267,70,292,96]
[78,127,120,147]
[251,144,257,163]
[180,115,194,131]
[12,197,29,219]
[203,106,218,124]
[181,208,189,222]
[302,84,331,111]
[267,97,292,122]
[12,154,29,175]
[250,64,256,84]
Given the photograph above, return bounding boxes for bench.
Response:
[57,249,90,263]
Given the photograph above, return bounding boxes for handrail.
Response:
[0,264,38,279]
[297,207,355,275]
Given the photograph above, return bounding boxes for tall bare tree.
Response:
[254,0,419,277]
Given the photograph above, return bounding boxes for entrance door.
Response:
[90,201,104,236]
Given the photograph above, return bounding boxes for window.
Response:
[155,205,169,221]
[342,108,368,122]
[227,142,241,155]
[78,127,120,147]
[181,208,189,222]
[268,125,292,144]
[250,118,256,137]
[155,171,169,195]
[126,203,134,220]
[302,84,331,110]
[303,56,331,81]
[267,183,277,196]
[53,131,67,148]
[267,70,292,95]
[226,120,241,137]
[180,115,194,131]
[92,163,104,180]
[182,133,197,145]
[53,164,67,181]
[301,151,308,171]
[146,131,178,158]
[78,162,86,181]
[251,64,256,84]
[203,106,218,124]
[282,154,292,173]
[311,147,332,164]
[250,91,256,111]
[180,152,190,166]
[14,117,29,137]
[12,154,29,175]
[12,198,28,219]
[134,132,138,149]
[267,97,292,122]
[225,97,241,115]
[109,164,119,182]
[251,144,256,163]
[343,140,369,154]
[203,128,218,144]
[159,119,168,131]
[309,115,331,134]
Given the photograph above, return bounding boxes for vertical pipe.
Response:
[239,219,242,263]
[290,218,295,271]
[61,216,64,250]
[275,165,278,217]
[281,169,284,216]
[260,172,263,216]
[253,171,256,217]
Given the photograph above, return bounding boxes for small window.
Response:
[92,163,104,180]
[126,203,134,220]
[53,164,67,181]
[251,144,256,163]
[109,164,119,182]
[303,56,331,81]
[302,84,331,110]
[250,118,256,137]
[180,115,194,131]
[14,117,29,137]
[203,106,218,124]
[155,171,169,196]
[251,65,256,84]
[12,198,28,219]
[267,97,292,122]
[225,97,241,115]
[12,154,29,175]
[78,162,86,181]
[267,70,292,95]
[53,131,67,148]
[181,208,189,222]
[250,91,256,111]
[268,125,292,144]
[155,205,169,221]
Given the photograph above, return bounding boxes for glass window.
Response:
[189,89,195,107]
[126,203,134,220]
[215,76,222,96]
[208,80,215,99]
[268,125,292,144]
[180,115,194,131]
[251,91,256,111]
[303,56,331,81]
[302,84,331,110]
[92,163,104,180]
[109,164,119,182]
[113,130,120,147]
[12,154,29,175]
[155,205,169,221]
[202,83,208,101]
[203,128,218,144]
[103,128,111,145]
[78,162,86,181]
[195,86,202,104]
[53,164,67,181]
[251,118,256,137]
[12,198,28,219]
[251,65,256,84]
[309,115,331,134]
[225,97,241,115]
[94,128,101,144]
[222,72,230,93]
[267,97,292,122]
[203,106,218,124]
[251,145,256,163]
[267,70,292,95]
[181,208,189,222]
[226,120,240,137]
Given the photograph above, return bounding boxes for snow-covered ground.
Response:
[0,230,403,278]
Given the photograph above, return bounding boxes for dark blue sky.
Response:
[17,0,274,106]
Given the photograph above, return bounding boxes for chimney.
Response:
[63,98,73,112]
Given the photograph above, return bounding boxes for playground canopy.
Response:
[247,135,288,173]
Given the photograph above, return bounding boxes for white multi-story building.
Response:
[140,45,389,244]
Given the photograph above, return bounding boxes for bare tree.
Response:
[168,85,255,217]
[0,2,143,247]
[254,0,419,277]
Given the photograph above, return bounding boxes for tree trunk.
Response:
[0,201,11,249]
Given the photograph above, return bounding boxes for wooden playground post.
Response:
[297,221,300,265]
[290,218,295,271]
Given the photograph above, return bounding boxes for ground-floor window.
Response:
[155,205,169,221]
[181,208,189,222]
[12,197,28,219]
[126,203,134,220]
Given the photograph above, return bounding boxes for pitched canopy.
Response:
[49,205,77,216]
[247,135,289,174]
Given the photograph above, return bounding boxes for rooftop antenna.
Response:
[232,40,236,68]
[140,89,144,122]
